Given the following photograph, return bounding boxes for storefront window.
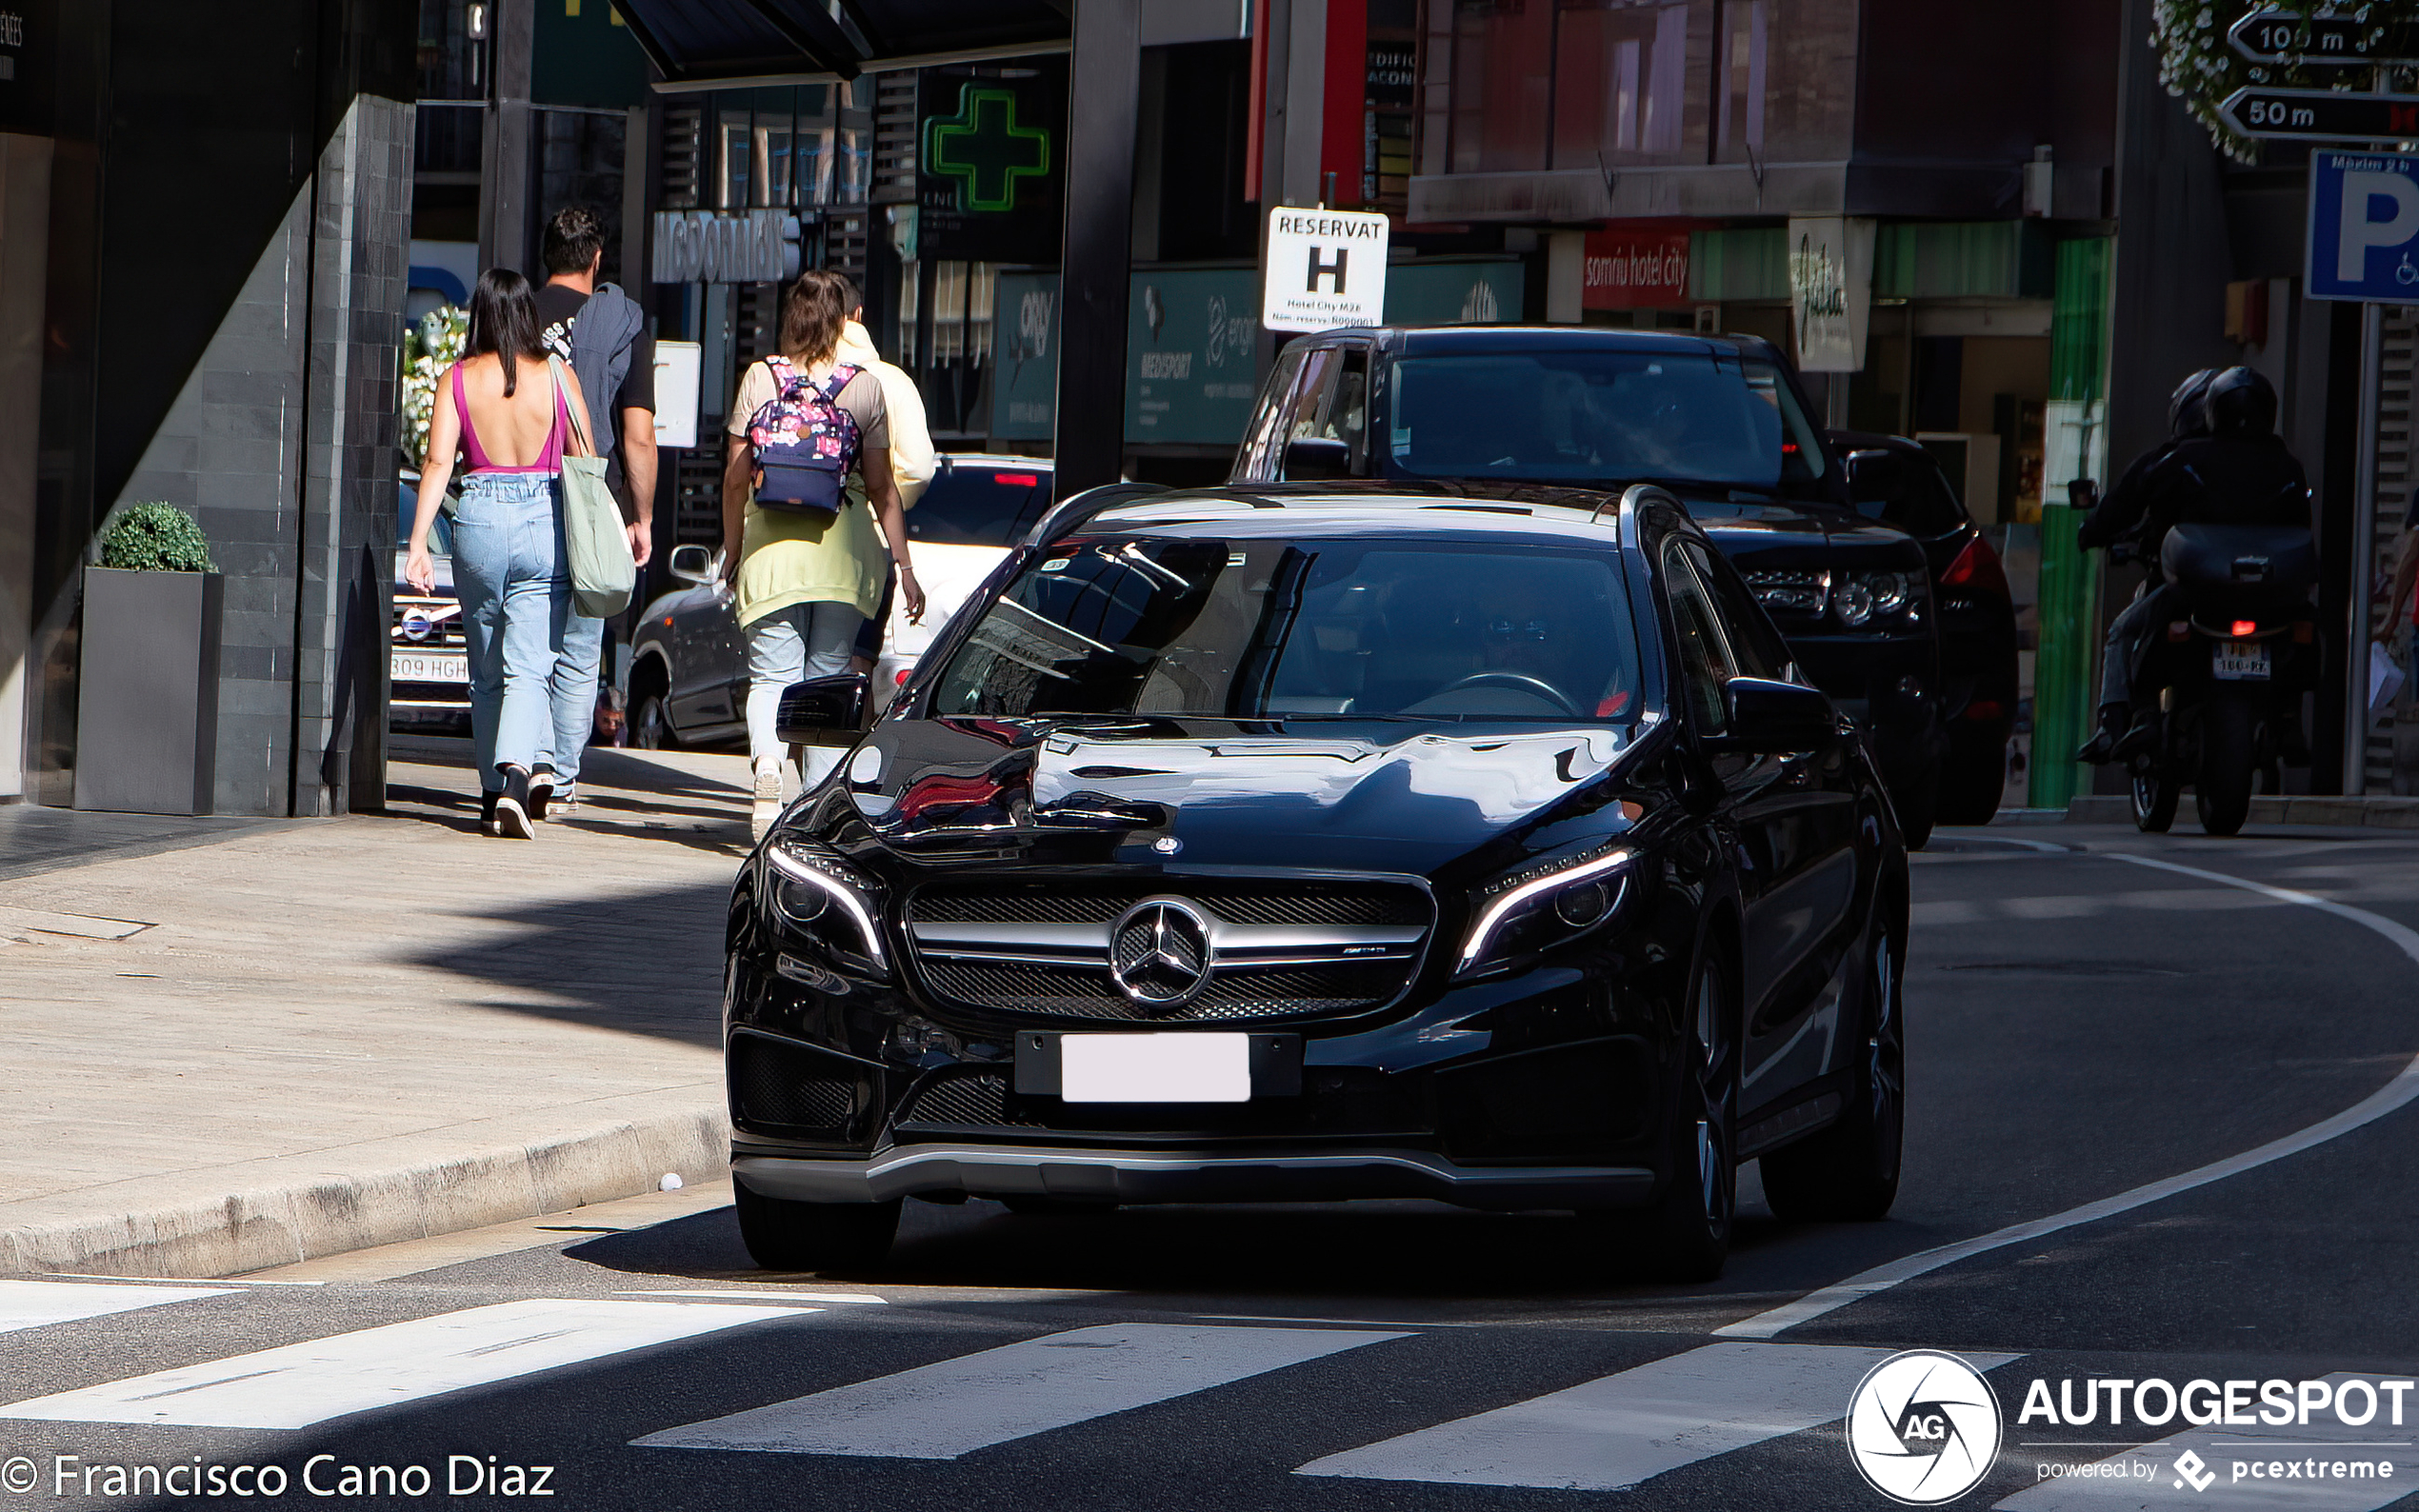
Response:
[1552,0,1689,168]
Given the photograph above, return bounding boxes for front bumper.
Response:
[733,1145,1654,1211]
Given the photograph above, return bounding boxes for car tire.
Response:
[630,688,675,751]
[1760,906,1906,1224]
[2196,696,2255,837]
[1889,764,1938,852]
[733,1182,900,1271]
[1936,728,2008,826]
[1589,948,1737,1283]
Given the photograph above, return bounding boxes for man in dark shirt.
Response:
[531,206,656,810]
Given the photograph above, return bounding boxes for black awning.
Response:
[613,0,1071,86]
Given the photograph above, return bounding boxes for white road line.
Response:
[1298,1343,2017,1490]
[1720,853,2419,1340]
[1996,1375,2419,1509]
[0,1280,234,1335]
[619,1290,885,1304]
[634,1323,1405,1460]
[0,1299,795,1428]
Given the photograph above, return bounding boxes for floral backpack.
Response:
[745,355,864,517]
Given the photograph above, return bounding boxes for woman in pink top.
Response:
[405,269,596,838]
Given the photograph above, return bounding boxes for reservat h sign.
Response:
[2229,10,2419,66]
[2219,87,2419,142]
[1262,209,1390,333]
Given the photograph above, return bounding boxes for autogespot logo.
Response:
[1845,1350,2005,1504]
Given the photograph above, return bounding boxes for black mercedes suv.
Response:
[1229,327,1946,846]
[723,483,1909,1282]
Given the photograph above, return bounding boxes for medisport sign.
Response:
[2307,151,2419,302]
[1262,208,1390,333]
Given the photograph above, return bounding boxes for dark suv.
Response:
[728,484,1909,1283]
[1229,327,1945,846]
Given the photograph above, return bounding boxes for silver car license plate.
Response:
[392,651,468,684]
[2212,641,2271,681]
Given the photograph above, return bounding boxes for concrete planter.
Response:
[73,566,223,815]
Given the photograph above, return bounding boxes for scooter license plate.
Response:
[2213,641,2271,681]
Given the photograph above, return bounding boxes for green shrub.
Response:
[97,502,217,573]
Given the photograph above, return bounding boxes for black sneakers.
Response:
[494,765,537,839]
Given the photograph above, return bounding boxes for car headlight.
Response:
[1835,570,1918,627]
[1455,845,1635,980]
[765,837,890,976]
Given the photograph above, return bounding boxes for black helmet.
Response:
[2204,366,2277,439]
[2169,368,2218,438]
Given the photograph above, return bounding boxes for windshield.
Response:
[930,537,1642,724]
[1385,351,1827,490]
[398,481,454,555]
[907,465,1051,547]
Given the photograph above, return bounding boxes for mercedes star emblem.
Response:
[1108,899,1212,1007]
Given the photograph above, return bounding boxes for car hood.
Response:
[831,716,1642,877]
[1672,498,1926,570]
[393,549,455,596]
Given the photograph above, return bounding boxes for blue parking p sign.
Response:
[2309,150,2419,301]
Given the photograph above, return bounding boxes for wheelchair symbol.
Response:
[2398,254,2418,286]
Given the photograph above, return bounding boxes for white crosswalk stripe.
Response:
[1297,1342,2019,1491]
[1997,1375,2419,1510]
[0,1299,797,1429]
[0,1280,234,1336]
[633,1323,1407,1460]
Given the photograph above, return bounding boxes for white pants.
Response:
[745,600,865,776]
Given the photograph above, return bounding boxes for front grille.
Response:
[906,878,1432,1024]
[729,1033,857,1135]
[1744,569,1828,617]
[897,1070,1043,1128]
[390,595,467,650]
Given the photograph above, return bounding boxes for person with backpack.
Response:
[532,206,655,814]
[404,269,598,839]
[721,269,926,843]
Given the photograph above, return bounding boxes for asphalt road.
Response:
[6,824,2419,1511]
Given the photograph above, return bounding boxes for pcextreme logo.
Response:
[1845,1351,2004,1504]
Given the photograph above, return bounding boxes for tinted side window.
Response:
[1235,348,1309,480]
[1277,348,1370,478]
[1684,541,1792,683]
[906,466,1052,547]
[1662,542,1737,735]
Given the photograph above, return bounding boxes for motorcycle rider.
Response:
[2075,367,2310,763]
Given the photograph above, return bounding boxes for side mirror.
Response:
[1844,448,1899,507]
[668,544,714,586]
[776,673,870,744]
[1714,676,1838,754]
[1283,436,1352,480]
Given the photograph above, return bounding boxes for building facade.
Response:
[0,0,418,816]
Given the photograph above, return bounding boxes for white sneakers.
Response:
[750,758,785,845]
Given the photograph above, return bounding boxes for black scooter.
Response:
[2121,524,2319,836]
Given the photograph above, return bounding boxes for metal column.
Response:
[2346,301,2385,795]
[1050,0,1143,500]
[478,0,536,277]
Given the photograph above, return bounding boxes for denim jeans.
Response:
[451,471,570,790]
[549,610,604,786]
[746,600,864,769]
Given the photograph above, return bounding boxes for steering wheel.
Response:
[1431,671,1580,716]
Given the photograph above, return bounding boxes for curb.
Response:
[0,1088,729,1279]
[2064,793,2419,828]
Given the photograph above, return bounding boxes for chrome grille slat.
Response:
[906,879,1432,1023]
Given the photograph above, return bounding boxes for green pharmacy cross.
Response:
[925,87,1050,213]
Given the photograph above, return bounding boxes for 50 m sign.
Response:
[2220,87,2419,142]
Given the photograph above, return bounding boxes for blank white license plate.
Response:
[2212,641,2271,681]
[392,651,468,684]
[1060,1033,1251,1104]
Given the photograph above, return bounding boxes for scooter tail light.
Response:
[1940,532,2010,599]
[2229,619,2258,638]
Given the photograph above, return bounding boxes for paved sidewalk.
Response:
[0,738,756,1278]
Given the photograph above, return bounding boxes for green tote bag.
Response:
[550,355,636,619]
